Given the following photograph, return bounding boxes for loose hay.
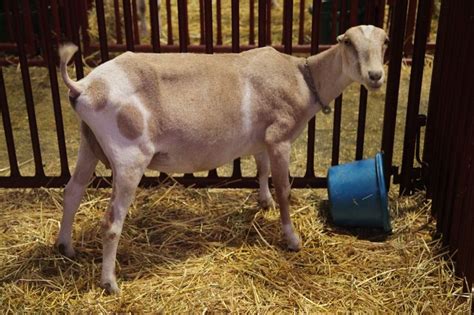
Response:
[0,187,470,312]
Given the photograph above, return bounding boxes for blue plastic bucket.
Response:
[327,153,391,232]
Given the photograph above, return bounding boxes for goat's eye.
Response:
[344,39,352,46]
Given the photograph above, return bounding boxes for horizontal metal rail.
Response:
[0,175,328,189]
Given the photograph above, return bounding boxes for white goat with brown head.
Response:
[57,25,388,294]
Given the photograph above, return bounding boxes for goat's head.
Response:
[337,25,389,90]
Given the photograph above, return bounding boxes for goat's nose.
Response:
[368,70,382,81]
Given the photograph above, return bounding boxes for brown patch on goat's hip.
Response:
[116,104,144,140]
[114,55,163,140]
[86,79,109,111]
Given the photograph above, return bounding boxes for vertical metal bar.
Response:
[231,0,240,53]
[62,0,72,39]
[428,0,454,227]
[258,0,267,47]
[36,0,48,62]
[166,0,173,45]
[283,0,293,54]
[340,0,348,31]
[423,0,448,197]
[123,0,135,51]
[216,0,223,45]
[177,0,188,52]
[51,0,61,48]
[446,36,474,254]
[203,0,218,178]
[331,0,347,166]
[355,88,368,160]
[150,0,161,52]
[436,0,474,256]
[432,0,467,238]
[330,0,337,43]
[38,0,69,177]
[0,67,20,177]
[376,0,386,27]
[350,0,359,26]
[204,0,213,54]
[132,0,141,45]
[199,0,205,45]
[305,0,321,178]
[3,1,13,42]
[331,97,342,166]
[114,0,123,44]
[310,0,321,55]
[365,0,375,26]
[298,0,305,45]
[11,0,44,177]
[355,0,369,161]
[266,0,272,44]
[21,0,35,55]
[231,0,242,179]
[399,0,433,194]
[96,0,110,62]
[381,0,408,188]
[66,0,84,79]
[249,0,255,45]
[79,0,91,56]
[182,0,190,46]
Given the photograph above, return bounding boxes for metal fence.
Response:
[423,0,474,292]
[0,0,434,189]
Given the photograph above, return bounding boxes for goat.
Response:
[57,25,388,294]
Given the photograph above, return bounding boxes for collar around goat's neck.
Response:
[304,58,332,115]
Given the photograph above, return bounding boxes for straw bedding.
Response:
[0,186,470,312]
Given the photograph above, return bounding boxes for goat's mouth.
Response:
[365,79,384,90]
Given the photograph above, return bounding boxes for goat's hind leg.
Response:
[100,159,148,294]
[56,135,98,257]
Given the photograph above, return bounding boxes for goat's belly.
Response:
[147,140,262,174]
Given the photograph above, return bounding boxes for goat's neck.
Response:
[306,45,353,107]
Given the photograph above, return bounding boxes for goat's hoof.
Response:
[259,197,274,210]
[286,234,302,252]
[56,242,76,258]
[102,281,120,295]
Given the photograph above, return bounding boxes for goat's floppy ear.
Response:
[337,34,346,43]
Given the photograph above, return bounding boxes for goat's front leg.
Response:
[266,142,301,251]
[101,162,145,294]
[56,138,98,257]
[254,151,274,209]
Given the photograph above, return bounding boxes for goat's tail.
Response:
[59,43,83,98]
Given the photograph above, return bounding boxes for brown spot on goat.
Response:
[114,54,163,140]
[86,79,109,111]
[116,105,144,140]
